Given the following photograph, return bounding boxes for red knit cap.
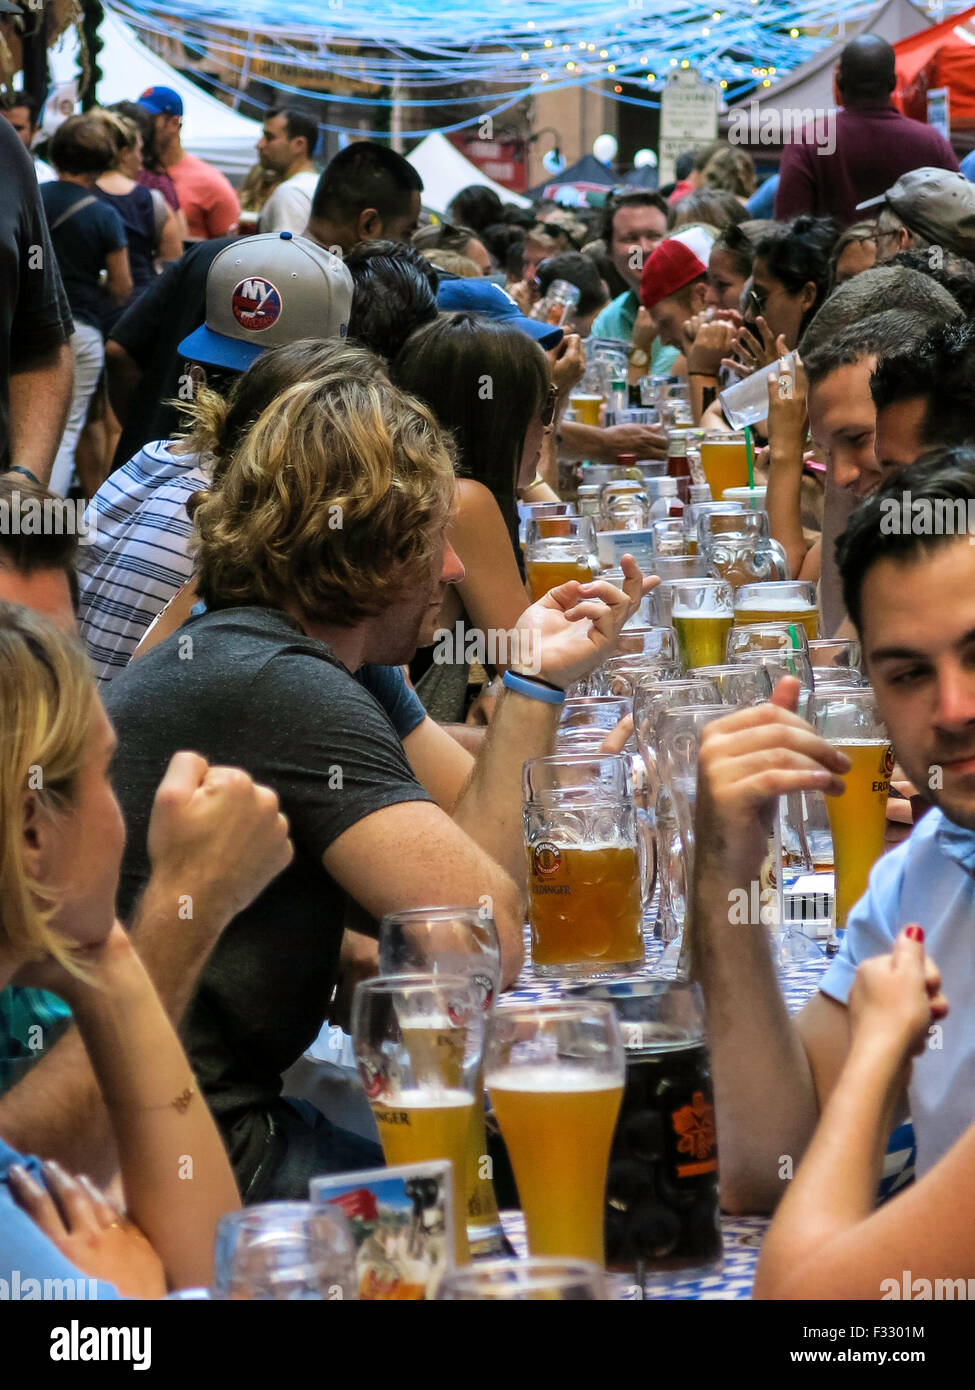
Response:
[640,226,716,310]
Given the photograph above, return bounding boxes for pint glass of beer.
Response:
[485,1001,625,1265]
[670,579,734,670]
[523,753,646,976]
[377,908,503,1257]
[352,974,485,1266]
[812,689,893,933]
[567,978,722,1282]
[734,580,819,640]
[525,516,597,601]
[699,430,751,501]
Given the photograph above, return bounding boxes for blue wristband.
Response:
[502,670,566,705]
[6,466,41,486]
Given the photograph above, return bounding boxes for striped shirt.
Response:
[77,440,207,684]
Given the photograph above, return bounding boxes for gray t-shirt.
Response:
[104,605,432,1183]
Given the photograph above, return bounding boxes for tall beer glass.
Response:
[567,979,721,1281]
[485,1001,625,1265]
[377,908,503,1256]
[670,578,734,670]
[812,689,893,933]
[699,430,750,500]
[523,753,646,976]
[525,516,597,601]
[352,974,484,1265]
[734,580,819,640]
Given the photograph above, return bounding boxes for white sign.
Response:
[658,68,719,188]
[927,86,950,141]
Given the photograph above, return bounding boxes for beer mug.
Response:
[812,666,868,689]
[670,578,734,670]
[525,515,598,601]
[687,662,773,706]
[614,625,680,662]
[351,974,485,1266]
[807,638,862,672]
[734,580,819,641]
[726,621,809,661]
[213,1203,358,1300]
[696,504,770,554]
[632,678,722,947]
[560,695,632,737]
[699,430,752,501]
[685,498,744,539]
[485,1000,625,1265]
[436,1257,607,1301]
[654,553,707,584]
[656,705,732,977]
[705,533,790,589]
[601,480,651,531]
[566,978,722,1282]
[812,689,893,935]
[377,907,503,1257]
[651,517,691,557]
[518,500,575,545]
[522,753,647,977]
[587,652,682,697]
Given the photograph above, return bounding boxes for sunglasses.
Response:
[541,384,558,428]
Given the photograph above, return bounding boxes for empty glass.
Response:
[614,625,680,662]
[652,517,691,557]
[436,1258,608,1300]
[653,553,707,583]
[727,621,809,661]
[587,653,683,698]
[807,638,862,672]
[687,662,773,705]
[706,534,790,589]
[213,1203,358,1300]
[696,506,770,553]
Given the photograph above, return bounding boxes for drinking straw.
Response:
[786,623,800,679]
[743,426,756,506]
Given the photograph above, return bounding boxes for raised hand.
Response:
[849,926,949,1066]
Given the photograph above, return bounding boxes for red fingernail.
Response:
[905,925,924,942]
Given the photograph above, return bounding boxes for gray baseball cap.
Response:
[856,167,975,258]
[179,232,353,371]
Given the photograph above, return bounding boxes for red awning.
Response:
[893,4,975,127]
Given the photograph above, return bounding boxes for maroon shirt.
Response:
[774,104,959,226]
[137,167,181,212]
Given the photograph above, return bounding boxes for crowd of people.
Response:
[2,28,975,1301]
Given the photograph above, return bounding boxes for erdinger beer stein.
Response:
[522,754,646,977]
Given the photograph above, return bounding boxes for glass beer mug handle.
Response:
[763,539,791,581]
[635,806,658,908]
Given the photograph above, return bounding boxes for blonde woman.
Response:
[0,602,292,1294]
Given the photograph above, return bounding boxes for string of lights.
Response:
[105,0,967,136]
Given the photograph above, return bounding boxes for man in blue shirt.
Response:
[686,447,975,1212]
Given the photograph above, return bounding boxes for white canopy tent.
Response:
[407,131,531,213]
[48,6,262,178]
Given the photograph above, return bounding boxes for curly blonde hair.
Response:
[0,603,96,972]
[193,373,457,625]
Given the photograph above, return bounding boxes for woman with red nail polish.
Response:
[754,924,959,1299]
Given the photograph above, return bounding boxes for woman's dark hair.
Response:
[344,239,439,361]
[536,252,609,317]
[479,221,525,266]
[712,222,755,280]
[391,313,548,553]
[447,184,505,233]
[753,215,841,335]
[50,114,117,177]
[668,187,748,233]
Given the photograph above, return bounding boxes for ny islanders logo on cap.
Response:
[231,277,282,333]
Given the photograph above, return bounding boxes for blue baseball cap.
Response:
[437,278,563,349]
[137,86,183,118]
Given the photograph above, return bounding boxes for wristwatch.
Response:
[628,347,649,368]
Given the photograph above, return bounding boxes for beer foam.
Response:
[488,1067,622,1094]
[373,1089,473,1109]
[734,598,816,612]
